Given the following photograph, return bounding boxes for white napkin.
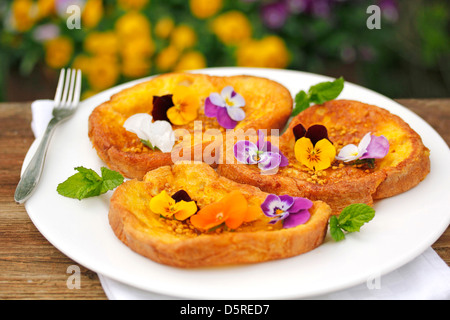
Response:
[29,99,450,300]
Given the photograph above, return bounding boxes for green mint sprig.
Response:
[57,166,124,200]
[292,77,344,116]
[329,203,375,241]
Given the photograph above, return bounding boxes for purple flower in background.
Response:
[260,1,289,29]
[286,0,310,14]
[205,86,246,129]
[377,0,399,22]
[261,194,312,228]
[234,130,289,171]
[336,132,389,162]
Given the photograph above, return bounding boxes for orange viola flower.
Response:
[190,190,261,231]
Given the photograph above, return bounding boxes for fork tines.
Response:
[54,68,82,109]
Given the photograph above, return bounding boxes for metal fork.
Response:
[15,69,82,204]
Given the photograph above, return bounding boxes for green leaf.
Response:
[292,90,310,116]
[291,77,344,116]
[329,203,375,241]
[329,216,346,242]
[308,77,344,105]
[338,203,375,233]
[57,167,124,200]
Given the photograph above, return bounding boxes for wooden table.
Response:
[1,99,449,300]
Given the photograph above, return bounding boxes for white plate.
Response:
[22,67,450,299]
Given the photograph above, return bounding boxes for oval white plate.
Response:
[22,68,450,299]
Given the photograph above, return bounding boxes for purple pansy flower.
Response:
[204,86,246,129]
[261,194,312,228]
[336,132,389,162]
[234,130,289,171]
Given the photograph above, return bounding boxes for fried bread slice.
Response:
[88,73,292,180]
[109,162,331,268]
[217,100,430,214]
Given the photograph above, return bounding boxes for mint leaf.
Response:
[57,167,124,200]
[329,216,346,242]
[329,203,375,241]
[292,91,310,116]
[292,77,344,116]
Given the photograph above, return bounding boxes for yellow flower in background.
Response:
[37,0,55,19]
[82,0,103,29]
[155,17,174,39]
[72,54,92,74]
[44,36,73,69]
[121,56,151,78]
[170,24,197,50]
[211,11,252,45]
[11,0,36,32]
[86,55,120,91]
[120,36,155,58]
[174,51,207,72]
[237,36,290,69]
[190,0,222,19]
[84,31,119,56]
[117,0,149,10]
[115,11,151,40]
[155,45,180,71]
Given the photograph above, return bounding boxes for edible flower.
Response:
[293,124,336,171]
[234,129,288,171]
[336,132,389,162]
[151,86,198,125]
[190,190,261,231]
[123,113,175,153]
[261,194,312,228]
[204,86,246,129]
[149,190,198,221]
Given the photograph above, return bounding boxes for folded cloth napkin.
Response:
[29,100,450,300]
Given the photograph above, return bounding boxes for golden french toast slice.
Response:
[109,162,331,268]
[217,100,430,214]
[88,73,292,180]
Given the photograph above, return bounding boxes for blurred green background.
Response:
[0,0,448,102]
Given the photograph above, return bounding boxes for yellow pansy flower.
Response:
[294,137,336,171]
[211,11,252,45]
[44,36,73,69]
[166,86,198,125]
[82,0,103,29]
[150,190,198,221]
[174,51,207,72]
[190,0,222,19]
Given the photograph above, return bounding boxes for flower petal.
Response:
[265,141,289,167]
[261,194,282,217]
[209,92,225,107]
[257,151,281,171]
[360,135,389,159]
[173,200,198,220]
[293,123,307,141]
[282,209,311,228]
[204,97,219,117]
[149,190,174,217]
[305,124,330,146]
[278,194,295,211]
[152,95,173,122]
[336,143,360,162]
[123,113,153,142]
[294,137,315,170]
[256,130,266,150]
[234,140,259,164]
[229,93,245,108]
[226,106,246,121]
[288,197,313,213]
[217,106,238,129]
[313,139,336,171]
[147,120,175,153]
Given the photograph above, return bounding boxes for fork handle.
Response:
[14,117,59,204]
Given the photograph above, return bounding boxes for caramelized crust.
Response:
[88,73,292,179]
[109,163,332,268]
[217,100,430,214]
